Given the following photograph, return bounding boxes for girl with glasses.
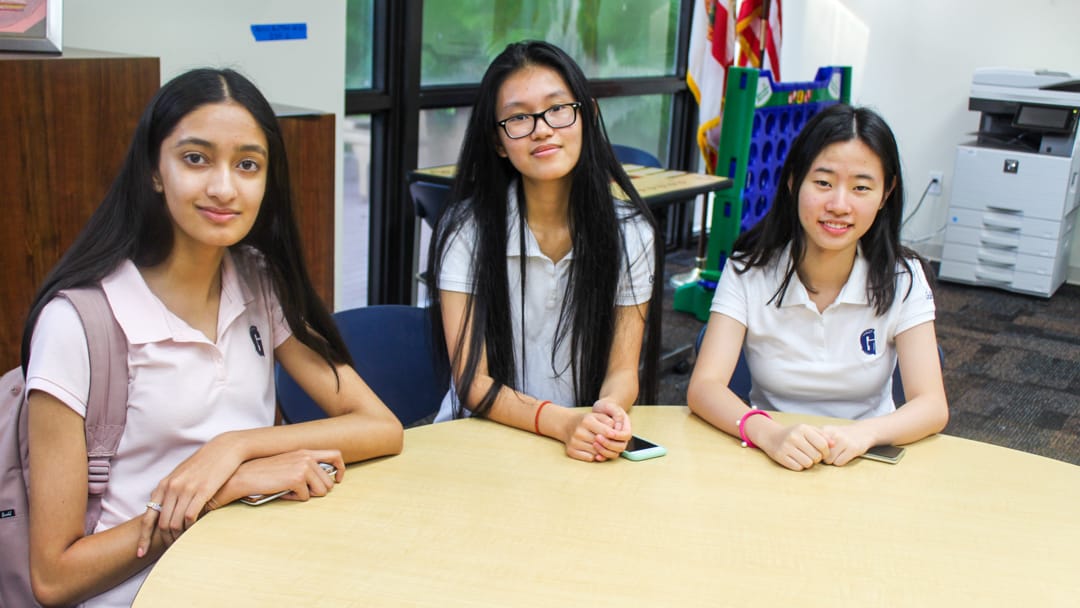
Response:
[688,104,949,471]
[427,40,662,462]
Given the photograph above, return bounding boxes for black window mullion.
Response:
[367,0,423,305]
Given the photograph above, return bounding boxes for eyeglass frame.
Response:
[495,102,583,139]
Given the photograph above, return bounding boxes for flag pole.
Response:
[760,0,770,71]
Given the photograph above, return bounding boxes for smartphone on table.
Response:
[620,435,667,461]
[860,444,905,464]
[240,462,337,506]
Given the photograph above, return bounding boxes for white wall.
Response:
[63,1,349,306]
[783,0,1080,283]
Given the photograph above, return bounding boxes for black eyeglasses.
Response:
[496,102,582,139]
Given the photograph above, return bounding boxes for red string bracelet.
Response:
[534,400,552,435]
[737,408,772,449]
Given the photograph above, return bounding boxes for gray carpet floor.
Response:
[657,250,1080,467]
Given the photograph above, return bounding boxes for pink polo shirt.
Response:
[25,247,291,608]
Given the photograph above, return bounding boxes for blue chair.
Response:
[612,143,661,168]
[694,325,942,405]
[276,305,450,427]
[410,180,452,230]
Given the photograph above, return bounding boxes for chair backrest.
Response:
[694,325,942,406]
[409,180,452,229]
[611,144,662,168]
[276,305,450,427]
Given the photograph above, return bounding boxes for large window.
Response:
[420,1,678,84]
[344,0,694,308]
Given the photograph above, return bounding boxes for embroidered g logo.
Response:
[250,326,265,357]
[860,329,876,355]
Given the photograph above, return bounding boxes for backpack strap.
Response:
[59,287,129,535]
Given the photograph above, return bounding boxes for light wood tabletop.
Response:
[134,406,1080,607]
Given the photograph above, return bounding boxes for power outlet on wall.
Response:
[928,171,944,195]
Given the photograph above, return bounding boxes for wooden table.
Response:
[408,163,731,209]
[134,407,1080,607]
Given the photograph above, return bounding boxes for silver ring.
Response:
[146,501,162,512]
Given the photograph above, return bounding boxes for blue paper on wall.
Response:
[251,23,307,42]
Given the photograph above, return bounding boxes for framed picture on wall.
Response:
[0,0,61,54]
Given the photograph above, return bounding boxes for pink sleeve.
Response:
[25,298,92,418]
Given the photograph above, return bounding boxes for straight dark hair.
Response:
[22,68,350,374]
[730,103,932,314]
[427,40,662,417]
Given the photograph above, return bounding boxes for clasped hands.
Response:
[561,399,632,463]
[759,422,875,471]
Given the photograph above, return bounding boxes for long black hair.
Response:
[22,68,350,374]
[427,40,662,417]
[731,103,931,314]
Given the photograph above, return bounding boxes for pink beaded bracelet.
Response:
[737,408,772,449]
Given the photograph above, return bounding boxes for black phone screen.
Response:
[866,445,904,459]
[626,436,659,452]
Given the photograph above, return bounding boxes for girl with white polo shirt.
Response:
[688,104,949,472]
[427,40,662,462]
[21,68,403,607]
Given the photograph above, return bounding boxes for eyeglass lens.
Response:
[503,104,578,138]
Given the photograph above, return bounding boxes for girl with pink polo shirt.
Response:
[20,68,403,607]
[688,104,948,472]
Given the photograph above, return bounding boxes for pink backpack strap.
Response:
[60,287,129,536]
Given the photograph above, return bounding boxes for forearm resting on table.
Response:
[687,371,758,439]
[851,394,949,447]
[225,407,403,465]
[456,371,560,434]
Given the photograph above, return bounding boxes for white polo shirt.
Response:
[434,184,655,421]
[25,247,290,608]
[710,246,935,420]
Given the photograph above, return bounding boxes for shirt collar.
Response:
[102,250,253,344]
[836,246,870,305]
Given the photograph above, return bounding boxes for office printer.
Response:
[939,68,1080,297]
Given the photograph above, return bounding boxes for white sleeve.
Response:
[437,220,478,294]
[709,261,750,326]
[895,260,936,336]
[25,298,92,418]
[616,213,656,306]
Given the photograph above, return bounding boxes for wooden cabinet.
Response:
[0,49,159,367]
[274,105,336,309]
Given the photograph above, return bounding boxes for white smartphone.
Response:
[860,444,905,464]
[620,435,667,461]
[240,462,337,506]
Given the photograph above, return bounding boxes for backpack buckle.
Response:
[87,459,111,495]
